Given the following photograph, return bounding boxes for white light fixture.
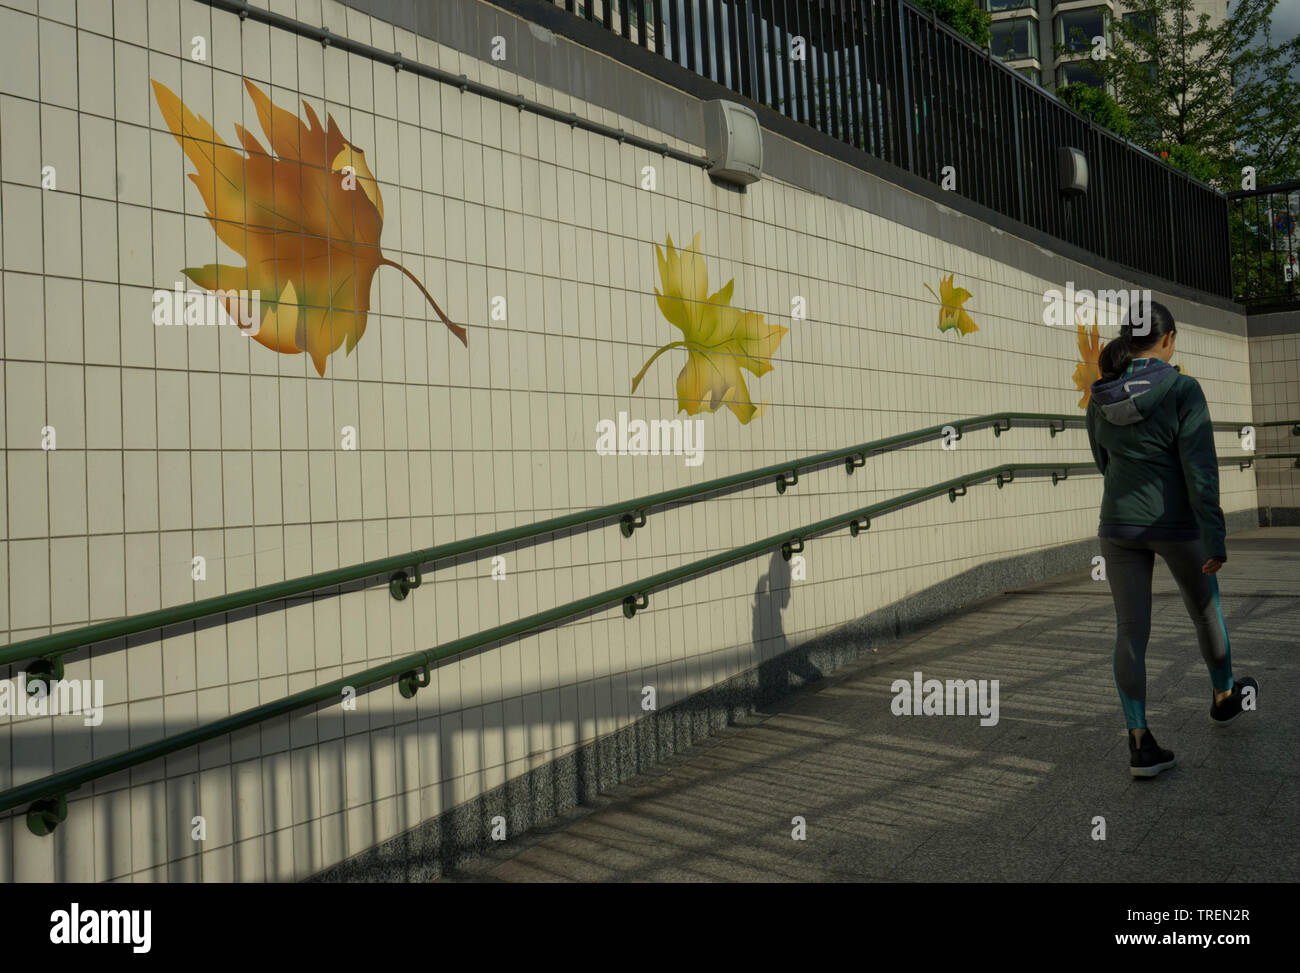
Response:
[1059,146,1088,195]
[703,100,763,185]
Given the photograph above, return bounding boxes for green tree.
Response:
[1151,140,1221,183]
[1074,0,1300,303]
[911,0,992,47]
[1084,0,1300,188]
[1057,83,1134,138]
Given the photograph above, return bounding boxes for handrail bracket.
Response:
[390,564,423,601]
[398,663,431,699]
[622,593,650,619]
[26,655,65,695]
[620,510,648,537]
[27,794,68,837]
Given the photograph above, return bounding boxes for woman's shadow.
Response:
[752,551,823,702]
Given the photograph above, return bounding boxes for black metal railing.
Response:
[1227,180,1300,312]
[540,1,1232,299]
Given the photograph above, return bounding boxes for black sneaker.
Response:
[1210,677,1258,727]
[1129,730,1175,778]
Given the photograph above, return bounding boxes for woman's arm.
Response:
[1085,403,1109,474]
[1175,379,1227,562]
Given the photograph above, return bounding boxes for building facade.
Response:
[982,0,1230,91]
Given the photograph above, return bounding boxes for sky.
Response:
[1270,0,1300,39]
[1261,0,1300,79]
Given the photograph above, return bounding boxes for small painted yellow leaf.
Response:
[925,274,978,336]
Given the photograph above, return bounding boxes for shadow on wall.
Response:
[753,551,823,700]
[8,548,892,880]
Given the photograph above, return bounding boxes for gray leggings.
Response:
[1099,535,1234,729]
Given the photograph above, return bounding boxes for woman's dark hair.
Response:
[1098,298,1176,381]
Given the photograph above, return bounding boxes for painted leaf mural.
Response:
[1073,312,1189,410]
[631,232,788,425]
[924,274,978,336]
[1073,312,1103,409]
[152,79,466,376]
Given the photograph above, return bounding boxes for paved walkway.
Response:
[443,528,1299,882]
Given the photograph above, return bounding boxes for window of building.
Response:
[1121,9,1157,36]
[985,0,1035,12]
[991,17,1039,61]
[1017,66,1043,85]
[1056,7,1109,54]
[1057,60,1104,89]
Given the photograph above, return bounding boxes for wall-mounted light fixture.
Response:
[704,100,763,186]
[1059,146,1088,195]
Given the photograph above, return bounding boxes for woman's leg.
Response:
[1100,537,1156,734]
[1150,538,1233,697]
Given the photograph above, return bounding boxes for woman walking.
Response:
[1085,299,1257,778]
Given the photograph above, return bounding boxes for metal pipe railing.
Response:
[0,412,1084,674]
[0,453,1267,835]
[3,412,1290,684]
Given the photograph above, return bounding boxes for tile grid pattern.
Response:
[1249,333,1300,511]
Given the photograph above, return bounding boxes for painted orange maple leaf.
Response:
[631,233,788,425]
[152,79,465,375]
[923,274,977,336]
[1073,311,1103,409]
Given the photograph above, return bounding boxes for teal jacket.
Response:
[1085,358,1227,560]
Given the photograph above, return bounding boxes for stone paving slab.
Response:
[442,528,1299,882]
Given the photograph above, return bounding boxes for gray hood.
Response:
[1089,359,1180,426]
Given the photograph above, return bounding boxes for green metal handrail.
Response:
[3,411,1290,684]
[0,453,1265,835]
[0,410,1139,677]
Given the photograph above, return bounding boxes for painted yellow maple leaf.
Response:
[923,274,977,336]
[631,233,788,424]
[152,79,466,376]
[1073,311,1103,409]
[1074,308,1190,410]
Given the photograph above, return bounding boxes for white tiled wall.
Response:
[0,0,1258,880]
[1250,333,1300,510]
